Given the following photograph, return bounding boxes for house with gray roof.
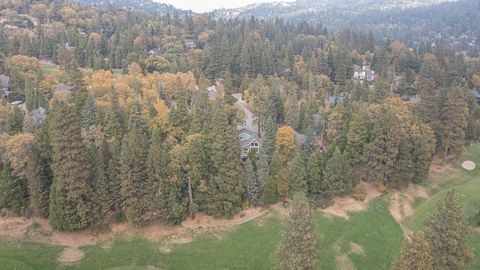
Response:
[233,93,308,160]
[234,93,262,160]
[238,127,262,159]
[328,95,344,107]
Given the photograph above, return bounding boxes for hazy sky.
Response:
[157,0,293,13]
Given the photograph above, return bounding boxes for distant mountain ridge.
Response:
[73,0,193,15]
[211,0,457,25]
[211,0,478,52]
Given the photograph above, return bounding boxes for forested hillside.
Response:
[0,0,479,244]
[213,0,480,56]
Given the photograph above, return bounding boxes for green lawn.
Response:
[406,145,480,269]
[0,146,479,270]
[0,200,402,270]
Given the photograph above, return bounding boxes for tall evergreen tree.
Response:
[411,123,436,183]
[345,113,369,170]
[438,85,468,162]
[416,79,439,130]
[364,106,404,186]
[184,133,210,217]
[150,130,186,224]
[68,65,88,114]
[275,193,318,270]
[106,87,124,212]
[206,104,243,217]
[48,102,93,231]
[119,106,153,225]
[307,150,326,198]
[288,151,308,196]
[324,147,356,196]
[90,140,113,228]
[170,82,191,136]
[245,157,261,205]
[425,190,473,270]
[26,128,52,218]
[0,162,27,215]
[81,93,98,128]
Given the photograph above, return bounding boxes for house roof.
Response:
[295,132,306,146]
[207,86,217,100]
[238,127,262,148]
[328,96,344,106]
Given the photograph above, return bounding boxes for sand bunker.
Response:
[462,160,476,171]
[320,182,381,219]
[57,247,84,264]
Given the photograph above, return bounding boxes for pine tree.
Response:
[268,150,289,202]
[68,65,88,114]
[119,106,153,226]
[411,123,436,183]
[106,87,124,140]
[48,102,93,231]
[370,77,391,103]
[285,91,299,130]
[307,150,326,197]
[288,151,308,196]
[189,88,209,134]
[390,138,414,188]
[170,85,191,137]
[184,133,210,217]
[395,232,433,270]
[106,87,124,212]
[425,190,473,270]
[262,115,276,162]
[245,157,261,205]
[324,147,355,196]
[345,113,368,170]
[90,140,113,228]
[81,93,97,128]
[149,130,186,224]
[364,106,404,186]
[206,104,243,217]
[417,79,439,130]
[26,128,52,218]
[438,85,468,162]
[0,162,27,215]
[275,193,318,270]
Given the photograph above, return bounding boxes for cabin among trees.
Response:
[239,127,262,160]
[234,93,263,160]
[353,64,375,82]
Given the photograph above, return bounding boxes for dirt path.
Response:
[0,206,268,248]
[320,182,382,219]
[388,184,429,235]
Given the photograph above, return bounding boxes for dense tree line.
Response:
[0,0,479,233]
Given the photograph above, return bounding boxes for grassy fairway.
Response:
[0,146,479,270]
[316,199,403,270]
[0,200,402,270]
[406,145,480,269]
